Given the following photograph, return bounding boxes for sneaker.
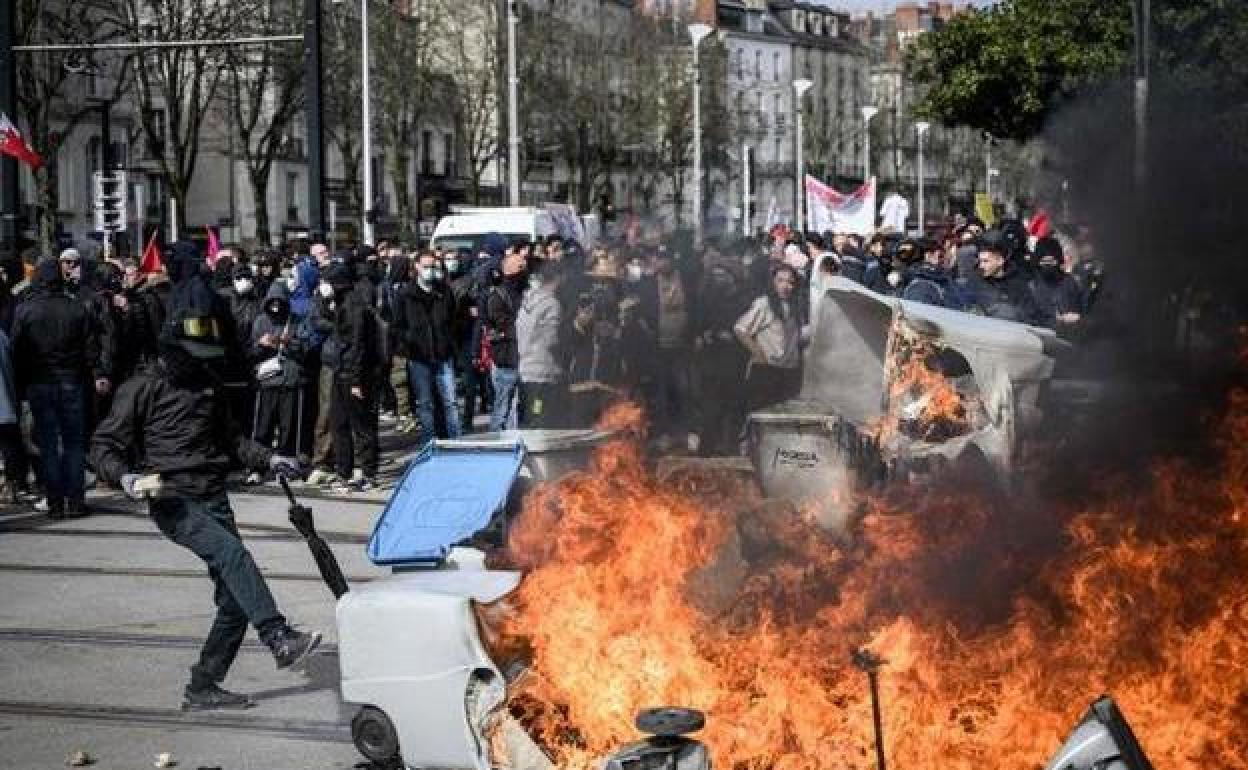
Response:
[182,684,255,711]
[397,417,417,434]
[349,476,378,492]
[262,626,322,670]
[245,471,263,486]
[305,468,331,486]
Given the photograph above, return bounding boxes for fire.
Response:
[488,386,1248,769]
[876,323,976,444]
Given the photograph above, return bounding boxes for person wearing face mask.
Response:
[485,244,528,431]
[90,285,318,711]
[323,263,382,492]
[516,259,566,428]
[219,265,262,423]
[393,251,460,445]
[1028,236,1083,330]
[863,235,903,296]
[248,292,311,480]
[10,255,107,518]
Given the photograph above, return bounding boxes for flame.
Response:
[487,386,1248,769]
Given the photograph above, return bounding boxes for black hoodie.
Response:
[10,259,100,388]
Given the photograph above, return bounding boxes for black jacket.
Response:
[10,261,101,388]
[331,290,381,385]
[90,361,272,496]
[394,281,456,364]
[968,264,1044,325]
[485,277,524,369]
[1030,270,1084,328]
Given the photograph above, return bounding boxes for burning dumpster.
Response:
[748,277,1067,531]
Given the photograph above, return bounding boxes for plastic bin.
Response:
[437,428,618,483]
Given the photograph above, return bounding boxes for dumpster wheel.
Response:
[352,705,400,763]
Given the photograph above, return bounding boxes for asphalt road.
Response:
[0,487,389,770]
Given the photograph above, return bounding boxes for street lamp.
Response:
[688,22,712,248]
[987,167,1000,201]
[914,121,930,235]
[861,105,879,183]
[361,0,375,245]
[793,78,813,233]
[507,0,520,205]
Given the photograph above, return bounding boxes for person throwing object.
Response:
[90,278,321,711]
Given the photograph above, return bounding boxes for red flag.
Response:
[0,112,43,170]
[205,225,221,267]
[1027,210,1052,238]
[139,231,164,274]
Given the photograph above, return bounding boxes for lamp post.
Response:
[507,0,520,205]
[688,22,712,248]
[360,0,375,246]
[914,121,930,236]
[742,142,751,237]
[861,105,878,183]
[793,78,813,232]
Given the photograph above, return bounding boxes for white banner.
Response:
[805,175,877,236]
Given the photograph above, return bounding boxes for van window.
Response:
[432,233,532,255]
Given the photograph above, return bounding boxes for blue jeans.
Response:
[150,494,284,689]
[408,359,462,445]
[26,382,87,506]
[489,366,520,432]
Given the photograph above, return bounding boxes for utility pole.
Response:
[688,22,712,248]
[1130,0,1150,189]
[742,143,750,237]
[793,79,813,233]
[506,0,520,205]
[361,0,374,245]
[305,0,327,243]
[915,121,930,236]
[1,0,18,255]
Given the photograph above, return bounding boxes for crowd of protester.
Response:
[0,210,1108,515]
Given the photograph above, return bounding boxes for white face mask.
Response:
[233,278,253,295]
[317,281,334,299]
[887,270,903,288]
[444,259,459,274]
[419,267,437,284]
[527,274,542,290]
[285,274,299,292]
[626,264,643,282]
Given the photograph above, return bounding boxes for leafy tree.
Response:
[907,0,1132,140]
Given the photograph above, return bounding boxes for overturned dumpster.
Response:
[748,277,1067,533]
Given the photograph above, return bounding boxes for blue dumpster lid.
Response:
[367,441,526,567]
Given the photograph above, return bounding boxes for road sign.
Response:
[93,170,128,233]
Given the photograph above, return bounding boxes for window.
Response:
[443,132,455,177]
[734,48,743,79]
[775,134,783,162]
[422,130,433,175]
[773,52,780,82]
[754,50,761,80]
[285,172,299,221]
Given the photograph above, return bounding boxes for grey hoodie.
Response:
[516,282,563,384]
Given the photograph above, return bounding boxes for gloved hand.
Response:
[121,473,143,500]
[269,455,302,479]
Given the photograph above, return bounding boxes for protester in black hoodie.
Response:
[485,244,527,431]
[10,255,103,518]
[90,278,319,712]
[967,231,1044,325]
[324,263,381,491]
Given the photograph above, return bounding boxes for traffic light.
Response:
[93,170,127,234]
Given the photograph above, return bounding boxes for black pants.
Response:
[331,381,379,479]
[745,363,802,414]
[520,382,565,428]
[149,494,284,690]
[698,341,749,454]
[459,352,492,430]
[252,387,302,458]
[0,423,30,494]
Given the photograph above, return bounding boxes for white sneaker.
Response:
[33,497,49,513]
[245,472,263,485]
[305,469,331,486]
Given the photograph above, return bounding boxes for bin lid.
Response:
[437,428,616,453]
[367,441,525,567]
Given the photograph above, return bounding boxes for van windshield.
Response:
[432,233,532,254]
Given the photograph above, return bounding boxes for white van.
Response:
[429,207,558,255]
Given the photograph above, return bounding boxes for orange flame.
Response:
[488,389,1248,769]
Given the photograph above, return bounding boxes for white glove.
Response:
[121,473,143,500]
[269,455,302,479]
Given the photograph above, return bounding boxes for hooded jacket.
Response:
[968,262,1045,325]
[10,259,101,388]
[250,289,311,388]
[90,358,273,497]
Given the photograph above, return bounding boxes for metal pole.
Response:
[795,104,803,233]
[361,0,374,245]
[304,0,326,242]
[170,197,179,242]
[506,0,520,205]
[1132,0,1149,189]
[691,42,702,247]
[852,648,887,770]
[100,101,112,251]
[984,138,992,200]
[917,133,924,235]
[742,142,750,237]
[1,0,18,255]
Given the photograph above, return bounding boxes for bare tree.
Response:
[15,0,130,253]
[117,0,237,230]
[442,0,500,204]
[221,0,305,246]
[323,1,363,234]
[371,0,450,239]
